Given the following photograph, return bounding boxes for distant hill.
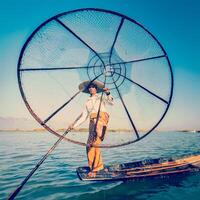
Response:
[0,117,40,130]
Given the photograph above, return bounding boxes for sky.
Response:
[0,0,200,131]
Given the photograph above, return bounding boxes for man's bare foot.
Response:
[88,171,97,178]
[104,168,108,172]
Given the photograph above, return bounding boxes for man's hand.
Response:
[103,87,110,95]
[67,123,74,131]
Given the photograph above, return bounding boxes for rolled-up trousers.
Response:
[87,112,109,172]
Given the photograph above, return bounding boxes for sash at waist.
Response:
[90,112,109,125]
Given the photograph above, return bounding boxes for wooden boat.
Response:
[77,154,200,181]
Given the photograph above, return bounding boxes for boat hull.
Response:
[76,155,200,181]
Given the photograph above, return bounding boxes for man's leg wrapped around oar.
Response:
[86,112,109,177]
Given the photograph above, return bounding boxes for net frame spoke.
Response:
[109,55,166,67]
[20,65,102,72]
[114,71,169,104]
[113,79,140,139]
[109,17,124,64]
[42,73,104,124]
[54,18,106,68]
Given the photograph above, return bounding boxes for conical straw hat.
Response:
[78,80,105,93]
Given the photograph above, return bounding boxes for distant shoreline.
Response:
[0,129,200,133]
[0,128,134,133]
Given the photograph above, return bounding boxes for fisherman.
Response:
[69,80,113,177]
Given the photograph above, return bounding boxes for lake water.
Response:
[0,131,200,200]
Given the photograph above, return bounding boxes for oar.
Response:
[8,128,71,200]
[8,77,104,199]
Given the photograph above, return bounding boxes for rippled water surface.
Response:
[1,131,200,200]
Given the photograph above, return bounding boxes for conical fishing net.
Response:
[18,9,173,147]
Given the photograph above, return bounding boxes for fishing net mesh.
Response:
[19,9,172,147]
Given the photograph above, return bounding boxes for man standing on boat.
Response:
[69,80,114,177]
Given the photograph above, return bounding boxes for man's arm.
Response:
[68,105,89,129]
